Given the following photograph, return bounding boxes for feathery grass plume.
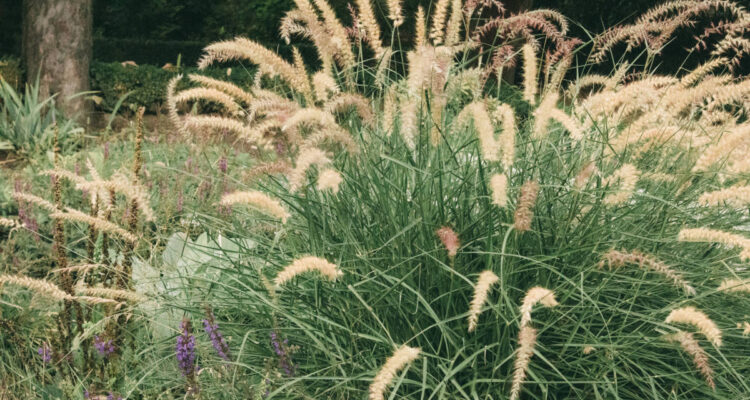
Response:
[184,115,270,148]
[274,256,343,286]
[494,104,517,169]
[429,0,451,45]
[188,73,254,104]
[167,74,186,135]
[0,274,70,301]
[289,147,332,192]
[641,172,676,183]
[369,345,420,400]
[513,180,539,232]
[77,176,154,222]
[414,6,426,47]
[739,321,750,336]
[316,168,343,193]
[699,185,750,208]
[0,217,19,228]
[375,47,394,87]
[467,270,499,332]
[282,108,337,133]
[582,346,596,355]
[509,325,538,400]
[355,0,383,56]
[199,37,312,95]
[400,99,418,150]
[51,208,138,243]
[692,124,750,172]
[533,92,583,140]
[244,160,292,182]
[519,286,558,328]
[522,44,538,104]
[490,173,508,208]
[457,102,500,162]
[53,263,106,275]
[599,249,696,295]
[717,278,750,294]
[173,87,241,114]
[382,86,398,134]
[301,126,358,154]
[387,0,403,27]
[665,306,722,348]
[311,0,356,69]
[681,58,726,87]
[666,331,716,389]
[436,226,460,258]
[678,228,750,261]
[13,192,57,213]
[77,287,146,303]
[38,168,86,186]
[312,71,339,102]
[574,162,597,189]
[602,164,640,205]
[325,93,374,126]
[444,0,463,46]
[219,190,290,222]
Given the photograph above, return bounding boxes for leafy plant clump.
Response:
[2,0,750,398]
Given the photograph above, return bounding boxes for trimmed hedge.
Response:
[89,62,257,112]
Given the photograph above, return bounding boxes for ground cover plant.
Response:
[1,0,750,398]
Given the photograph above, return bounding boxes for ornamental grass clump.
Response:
[156,0,750,397]
[6,0,750,398]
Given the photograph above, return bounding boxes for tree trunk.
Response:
[23,0,92,119]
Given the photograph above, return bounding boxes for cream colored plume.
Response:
[219,191,290,222]
[198,37,311,95]
[77,287,147,303]
[490,174,508,208]
[666,331,715,389]
[678,228,750,261]
[289,147,332,192]
[274,256,343,286]
[717,278,750,294]
[13,192,57,213]
[513,181,539,232]
[51,208,137,243]
[387,0,404,27]
[519,286,558,328]
[312,71,339,101]
[665,306,722,348]
[0,275,117,305]
[599,249,695,295]
[188,73,253,104]
[602,164,639,205]
[369,345,420,400]
[173,87,241,114]
[316,168,343,193]
[699,185,750,208]
[522,44,538,104]
[468,270,499,332]
[509,325,537,400]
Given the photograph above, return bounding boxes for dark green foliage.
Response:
[89,62,257,111]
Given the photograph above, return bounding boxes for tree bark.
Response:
[23,0,92,119]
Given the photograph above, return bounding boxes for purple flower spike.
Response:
[270,330,295,377]
[38,342,51,363]
[176,318,197,378]
[203,308,231,362]
[94,335,116,357]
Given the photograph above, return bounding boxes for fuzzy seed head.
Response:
[468,270,499,332]
[275,256,343,286]
[665,306,722,348]
[369,345,420,400]
[219,191,290,222]
[519,286,558,328]
[490,174,508,208]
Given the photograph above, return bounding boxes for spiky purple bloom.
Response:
[38,342,51,363]
[176,318,197,377]
[202,308,231,362]
[270,330,296,377]
[94,335,115,357]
